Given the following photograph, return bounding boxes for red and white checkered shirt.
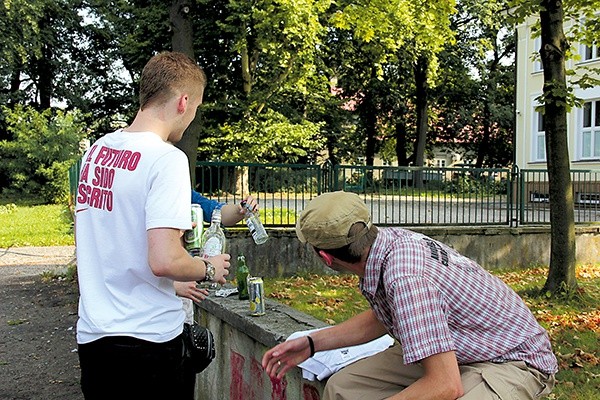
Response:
[360,228,558,375]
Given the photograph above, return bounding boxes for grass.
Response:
[0,198,74,247]
[265,265,600,400]
[3,200,598,398]
[234,207,297,226]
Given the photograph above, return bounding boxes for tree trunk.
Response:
[539,0,577,293]
[476,60,497,169]
[326,138,338,166]
[413,55,429,187]
[476,29,504,169]
[241,21,252,97]
[37,14,54,110]
[394,102,410,166]
[228,166,248,196]
[395,117,409,166]
[170,0,201,186]
[364,93,377,167]
[475,101,491,169]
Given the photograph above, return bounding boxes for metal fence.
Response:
[194,161,321,227]
[519,169,600,225]
[69,160,600,227]
[326,164,514,226]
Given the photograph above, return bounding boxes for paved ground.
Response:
[0,246,76,278]
[0,246,83,400]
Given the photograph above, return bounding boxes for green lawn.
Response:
[0,202,74,247]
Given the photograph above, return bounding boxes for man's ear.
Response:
[177,95,188,114]
[318,250,334,267]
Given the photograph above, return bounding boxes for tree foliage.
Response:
[0,106,87,203]
[433,0,516,168]
[327,0,456,168]
[193,0,331,163]
[0,0,597,209]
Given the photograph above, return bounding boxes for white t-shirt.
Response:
[75,130,191,344]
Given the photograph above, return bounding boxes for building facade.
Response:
[515,17,600,170]
[515,16,600,203]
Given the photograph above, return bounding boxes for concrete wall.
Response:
[225,225,600,275]
[194,295,328,400]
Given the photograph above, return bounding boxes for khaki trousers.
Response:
[323,344,555,400]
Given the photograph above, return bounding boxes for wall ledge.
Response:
[198,292,328,348]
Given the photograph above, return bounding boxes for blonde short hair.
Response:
[139,52,207,110]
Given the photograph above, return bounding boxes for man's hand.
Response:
[174,281,209,302]
[240,195,259,213]
[262,336,312,380]
[220,195,259,226]
[205,253,230,284]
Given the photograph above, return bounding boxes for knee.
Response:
[323,372,347,400]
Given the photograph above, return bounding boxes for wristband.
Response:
[307,335,315,358]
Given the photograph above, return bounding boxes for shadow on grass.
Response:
[517,283,600,312]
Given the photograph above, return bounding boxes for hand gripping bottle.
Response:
[241,201,268,245]
[184,204,203,256]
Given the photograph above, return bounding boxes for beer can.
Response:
[184,204,203,256]
[248,276,266,316]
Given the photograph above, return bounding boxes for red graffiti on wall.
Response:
[302,383,321,400]
[251,357,265,393]
[230,350,317,400]
[230,351,270,399]
[269,375,288,400]
[230,352,248,400]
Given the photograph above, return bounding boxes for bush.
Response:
[0,105,87,204]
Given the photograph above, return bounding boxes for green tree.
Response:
[82,0,170,132]
[0,0,43,146]
[194,0,330,164]
[170,0,202,181]
[0,105,87,203]
[0,0,140,137]
[433,0,515,168]
[328,0,455,171]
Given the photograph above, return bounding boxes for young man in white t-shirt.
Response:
[74,51,230,400]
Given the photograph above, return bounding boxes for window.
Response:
[579,100,600,159]
[434,159,446,168]
[533,36,543,72]
[533,111,546,161]
[582,44,599,61]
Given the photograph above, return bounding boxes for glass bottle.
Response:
[236,254,250,300]
[201,208,227,258]
[184,204,203,257]
[241,201,269,245]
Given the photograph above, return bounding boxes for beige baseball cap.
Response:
[295,191,372,249]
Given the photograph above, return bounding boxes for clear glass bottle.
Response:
[236,254,250,300]
[241,201,269,245]
[201,208,227,258]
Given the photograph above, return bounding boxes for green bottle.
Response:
[236,254,250,300]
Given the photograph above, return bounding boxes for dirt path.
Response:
[0,246,83,400]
